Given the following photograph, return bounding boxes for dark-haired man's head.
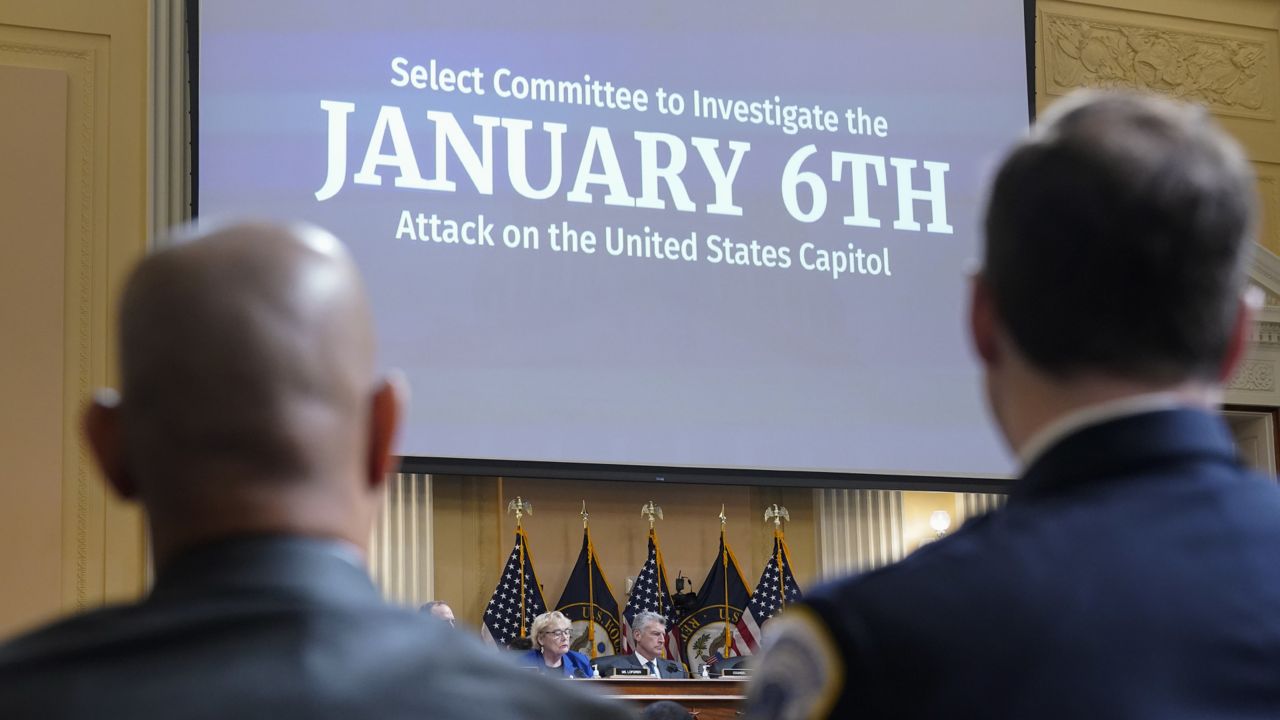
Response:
[84,221,404,571]
[972,91,1259,453]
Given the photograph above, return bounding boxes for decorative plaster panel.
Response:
[1228,358,1276,392]
[1043,12,1273,120]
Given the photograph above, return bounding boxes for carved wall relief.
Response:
[1043,13,1272,120]
[1229,358,1276,392]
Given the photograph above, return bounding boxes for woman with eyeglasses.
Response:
[519,611,593,678]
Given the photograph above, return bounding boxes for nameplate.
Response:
[612,668,647,677]
[722,668,751,677]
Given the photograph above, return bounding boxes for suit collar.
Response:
[149,535,381,607]
[627,652,673,667]
[1012,408,1239,502]
[1016,392,1188,469]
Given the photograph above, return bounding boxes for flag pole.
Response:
[581,501,596,657]
[720,505,731,656]
[776,532,784,610]
[765,504,791,611]
[641,501,665,658]
[642,500,662,531]
[508,497,532,636]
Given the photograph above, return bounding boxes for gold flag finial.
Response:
[580,500,589,529]
[641,501,664,529]
[719,504,727,526]
[507,496,532,528]
[764,504,791,531]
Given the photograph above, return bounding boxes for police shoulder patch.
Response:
[742,605,843,720]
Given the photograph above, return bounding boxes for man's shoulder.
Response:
[420,642,624,717]
[0,598,630,719]
[743,604,846,720]
[659,656,686,674]
[596,652,639,667]
[744,512,1054,720]
[808,513,1004,613]
[0,603,143,669]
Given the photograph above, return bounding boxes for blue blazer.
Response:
[520,648,593,678]
[749,409,1280,720]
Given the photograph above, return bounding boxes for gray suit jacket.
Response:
[0,536,632,720]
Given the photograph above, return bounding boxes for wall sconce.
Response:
[929,510,952,538]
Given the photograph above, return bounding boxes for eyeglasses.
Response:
[540,629,571,639]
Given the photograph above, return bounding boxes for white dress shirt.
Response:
[634,652,661,677]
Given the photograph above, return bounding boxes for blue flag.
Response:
[677,529,759,676]
[556,527,622,659]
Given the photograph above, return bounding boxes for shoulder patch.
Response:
[743,605,843,720]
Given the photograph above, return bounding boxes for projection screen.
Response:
[193,0,1034,487]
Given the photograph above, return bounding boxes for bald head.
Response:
[88,221,402,567]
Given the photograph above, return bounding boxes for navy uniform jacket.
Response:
[748,409,1280,719]
[0,537,630,720]
[519,648,593,678]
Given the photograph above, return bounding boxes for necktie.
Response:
[647,660,659,678]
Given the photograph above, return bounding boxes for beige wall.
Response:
[0,0,150,636]
[901,491,958,554]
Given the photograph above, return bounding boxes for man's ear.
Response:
[84,389,136,500]
[1219,286,1262,383]
[969,272,1001,368]
[366,371,407,490]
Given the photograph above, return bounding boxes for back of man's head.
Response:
[983,90,1257,383]
[641,700,695,720]
[87,221,402,568]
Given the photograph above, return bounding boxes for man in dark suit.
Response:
[0,222,630,720]
[596,611,687,678]
[747,91,1280,719]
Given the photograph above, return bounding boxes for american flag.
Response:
[481,528,548,646]
[621,528,681,661]
[742,532,803,638]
